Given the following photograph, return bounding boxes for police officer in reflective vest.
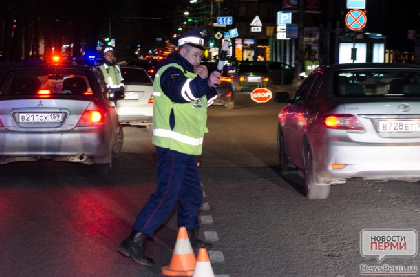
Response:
[304,50,320,77]
[98,47,124,95]
[118,28,221,267]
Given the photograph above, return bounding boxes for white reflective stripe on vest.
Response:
[107,76,114,86]
[154,128,203,146]
[181,78,197,102]
[207,95,217,106]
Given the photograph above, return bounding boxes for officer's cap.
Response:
[104,47,114,54]
[309,50,317,55]
[171,28,210,50]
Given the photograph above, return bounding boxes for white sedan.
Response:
[117,66,153,127]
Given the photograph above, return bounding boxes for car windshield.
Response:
[238,63,267,73]
[1,70,92,96]
[121,68,152,85]
[334,70,420,97]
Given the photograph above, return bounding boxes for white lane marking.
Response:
[200,215,214,224]
[209,250,225,263]
[204,230,219,242]
[201,202,210,211]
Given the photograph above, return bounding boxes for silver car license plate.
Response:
[379,120,420,132]
[19,113,63,123]
[247,77,261,82]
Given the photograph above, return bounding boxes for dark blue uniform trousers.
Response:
[133,146,203,237]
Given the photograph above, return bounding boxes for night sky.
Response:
[0,0,419,60]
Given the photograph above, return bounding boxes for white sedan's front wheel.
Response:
[277,126,294,174]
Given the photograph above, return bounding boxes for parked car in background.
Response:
[275,63,420,199]
[233,62,271,92]
[0,63,124,174]
[267,61,295,85]
[117,66,154,128]
[201,61,235,109]
[125,59,157,79]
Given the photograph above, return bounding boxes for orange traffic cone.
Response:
[162,227,196,276]
[192,248,215,277]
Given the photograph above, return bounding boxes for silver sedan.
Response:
[0,64,124,174]
[275,63,420,199]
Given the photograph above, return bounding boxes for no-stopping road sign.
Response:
[345,9,367,31]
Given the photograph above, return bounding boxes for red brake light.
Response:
[51,56,61,65]
[324,114,364,130]
[37,89,51,95]
[148,95,154,103]
[37,89,51,98]
[77,110,104,126]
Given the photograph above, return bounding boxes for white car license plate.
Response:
[19,113,62,123]
[247,77,261,82]
[379,120,420,132]
[124,92,139,100]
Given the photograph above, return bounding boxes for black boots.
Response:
[118,231,155,267]
[187,228,213,250]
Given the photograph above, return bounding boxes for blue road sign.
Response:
[229,28,238,38]
[217,16,233,25]
[347,0,365,9]
[277,12,292,24]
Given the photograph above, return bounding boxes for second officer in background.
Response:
[98,47,124,96]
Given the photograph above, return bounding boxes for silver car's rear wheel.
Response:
[304,146,330,199]
[112,125,124,158]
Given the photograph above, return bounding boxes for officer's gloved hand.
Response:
[208,71,221,87]
[194,65,208,79]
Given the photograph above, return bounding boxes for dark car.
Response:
[0,63,125,174]
[233,62,271,92]
[125,59,157,78]
[267,61,295,85]
[275,63,420,199]
[201,61,235,109]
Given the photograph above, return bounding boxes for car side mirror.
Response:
[274,92,291,103]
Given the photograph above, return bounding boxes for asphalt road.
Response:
[1,92,419,277]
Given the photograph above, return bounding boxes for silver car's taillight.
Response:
[324,114,364,130]
[77,110,105,127]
